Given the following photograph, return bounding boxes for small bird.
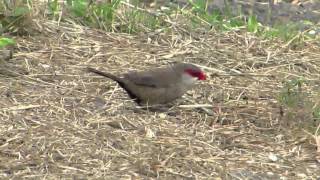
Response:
[87,63,206,105]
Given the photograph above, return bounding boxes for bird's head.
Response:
[173,63,206,84]
[184,68,206,80]
[180,63,206,80]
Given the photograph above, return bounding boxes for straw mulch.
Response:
[0,13,319,179]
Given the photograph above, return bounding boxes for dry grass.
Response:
[0,8,320,179]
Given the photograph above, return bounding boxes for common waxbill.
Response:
[87,63,206,105]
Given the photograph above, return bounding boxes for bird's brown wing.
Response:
[126,74,158,88]
[124,68,179,88]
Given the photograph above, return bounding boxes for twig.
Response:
[1,105,46,111]
[178,104,213,108]
[183,99,214,116]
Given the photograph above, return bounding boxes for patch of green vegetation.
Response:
[0,37,15,48]
[0,0,32,35]
[66,0,88,17]
[278,78,319,131]
[188,0,208,14]
[185,0,315,42]
[44,0,317,40]
[47,0,60,19]
[47,0,164,33]
[187,0,224,28]
[278,78,305,108]
[185,0,256,32]
[247,15,259,33]
[123,8,163,34]
[62,0,121,31]
[92,0,121,30]
[262,23,300,41]
[229,17,245,28]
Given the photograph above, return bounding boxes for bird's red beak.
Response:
[198,72,206,80]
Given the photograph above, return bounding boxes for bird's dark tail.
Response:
[87,67,141,104]
[87,67,124,83]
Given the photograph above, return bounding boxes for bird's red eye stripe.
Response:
[185,69,206,80]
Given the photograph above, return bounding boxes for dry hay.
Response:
[0,17,320,179]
